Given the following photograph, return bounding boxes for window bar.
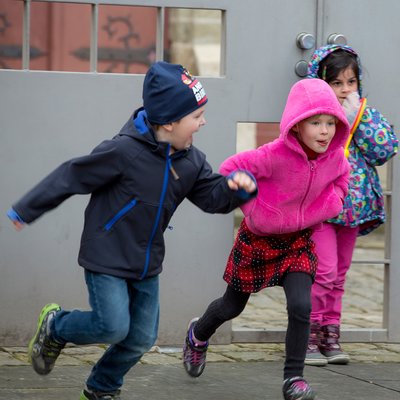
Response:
[90,2,98,72]
[382,158,393,331]
[22,0,31,69]
[156,7,164,62]
[220,10,226,76]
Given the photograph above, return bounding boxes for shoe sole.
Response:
[305,358,328,367]
[79,391,89,400]
[326,354,350,364]
[28,303,61,372]
[79,390,90,400]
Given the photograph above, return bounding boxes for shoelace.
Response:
[42,337,64,358]
[185,340,207,365]
[290,380,311,393]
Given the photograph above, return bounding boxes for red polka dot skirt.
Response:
[223,219,318,293]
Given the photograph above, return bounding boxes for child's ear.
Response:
[292,124,299,133]
[163,123,174,132]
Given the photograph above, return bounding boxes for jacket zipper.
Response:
[297,161,315,230]
[141,145,172,279]
[104,199,137,231]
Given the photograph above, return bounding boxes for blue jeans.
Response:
[52,270,159,393]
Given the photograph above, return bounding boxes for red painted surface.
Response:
[0,1,162,73]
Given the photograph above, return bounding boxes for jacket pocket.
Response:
[247,198,284,233]
[104,199,137,231]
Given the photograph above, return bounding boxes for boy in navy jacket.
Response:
[7,61,257,400]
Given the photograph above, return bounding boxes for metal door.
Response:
[320,0,400,343]
[0,0,398,346]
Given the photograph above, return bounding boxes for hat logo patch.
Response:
[181,71,207,106]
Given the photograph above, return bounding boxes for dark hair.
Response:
[317,49,360,87]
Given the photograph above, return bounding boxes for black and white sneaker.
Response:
[182,318,208,378]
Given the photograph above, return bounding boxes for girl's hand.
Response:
[342,91,360,127]
[227,171,257,193]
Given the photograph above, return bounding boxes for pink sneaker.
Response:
[282,376,316,400]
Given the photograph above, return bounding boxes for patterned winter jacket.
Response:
[307,44,398,235]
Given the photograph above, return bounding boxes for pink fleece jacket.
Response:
[220,78,350,235]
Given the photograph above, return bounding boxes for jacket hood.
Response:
[280,78,349,155]
[117,107,171,156]
[307,44,363,96]
[119,107,194,158]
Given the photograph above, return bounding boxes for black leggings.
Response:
[193,272,312,379]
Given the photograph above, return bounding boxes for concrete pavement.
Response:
[1,342,400,399]
[1,231,399,399]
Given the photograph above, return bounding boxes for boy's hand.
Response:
[11,220,24,231]
[227,171,257,193]
[7,209,25,231]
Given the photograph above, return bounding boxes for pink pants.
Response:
[311,222,359,326]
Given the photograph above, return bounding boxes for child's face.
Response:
[168,105,206,151]
[294,114,336,155]
[328,66,358,104]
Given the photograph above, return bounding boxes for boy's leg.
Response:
[29,271,131,376]
[53,271,131,345]
[183,285,249,377]
[85,275,159,394]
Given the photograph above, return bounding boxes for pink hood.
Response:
[220,78,350,235]
[281,78,349,156]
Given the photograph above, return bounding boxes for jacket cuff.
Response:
[227,170,258,200]
[7,208,25,224]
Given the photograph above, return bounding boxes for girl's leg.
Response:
[310,223,338,325]
[86,275,159,393]
[324,225,359,325]
[283,272,313,379]
[318,226,358,365]
[194,285,250,341]
[183,285,249,378]
[283,272,317,400]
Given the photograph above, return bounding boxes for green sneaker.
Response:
[80,388,121,399]
[28,303,64,375]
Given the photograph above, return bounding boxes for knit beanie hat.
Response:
[143,61,208,125]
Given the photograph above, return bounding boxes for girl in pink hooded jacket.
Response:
[182,78,350,400]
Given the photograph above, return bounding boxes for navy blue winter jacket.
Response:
[11,108,256,280]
